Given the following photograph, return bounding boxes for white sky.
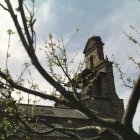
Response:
[0,0,140,132]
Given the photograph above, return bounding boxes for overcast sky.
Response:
[0,0,140,132]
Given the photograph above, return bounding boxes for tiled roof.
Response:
[18,104,89,119]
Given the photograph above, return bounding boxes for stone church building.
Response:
[10,36,124,139]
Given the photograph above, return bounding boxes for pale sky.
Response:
[0,0,140,132]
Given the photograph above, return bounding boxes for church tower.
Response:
[83,36,104,69]
[82,36,124,120]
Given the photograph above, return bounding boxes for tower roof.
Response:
[83,36,104,54]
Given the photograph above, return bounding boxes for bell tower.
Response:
[83,36,104,69]
[82,36,124,120]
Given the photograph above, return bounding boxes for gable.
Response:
[83,36,104,54]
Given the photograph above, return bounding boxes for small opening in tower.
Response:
[96,77,102,96]
[90,55,94,69]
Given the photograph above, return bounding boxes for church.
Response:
[9,36,124,140]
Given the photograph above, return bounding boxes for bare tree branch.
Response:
[18,0,33,48]
[58,126,99,133]
[0,3,9,11]
[0,71,71,106]
[5,0,78,104]
[122,74,140,128]
[20,117,82,140]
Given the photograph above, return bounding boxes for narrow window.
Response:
[90,55,94,69]
[96,77,102,96]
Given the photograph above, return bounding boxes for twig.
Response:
[0,3,9,11]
